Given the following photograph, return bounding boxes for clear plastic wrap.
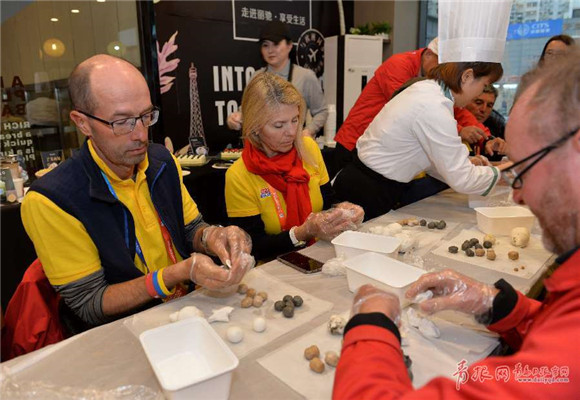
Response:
[0,373,162,400]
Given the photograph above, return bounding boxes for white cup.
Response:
[12,178,24,198]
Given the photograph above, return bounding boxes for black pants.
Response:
[333,155,448,221]
[325,142,355,182]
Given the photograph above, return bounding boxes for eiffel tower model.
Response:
[189,62,208,155]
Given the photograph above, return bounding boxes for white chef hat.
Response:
[438,0,513,63]
[427,37,439,55]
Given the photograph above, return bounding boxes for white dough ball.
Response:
[511,227,530,248]
[169,311,179,322]
[385,223,403,235]
[395,232,417,253]
[252,317,267,333]
[226,326,244,343]
[177,306,205,321]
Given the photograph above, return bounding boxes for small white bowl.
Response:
[332,231,401,260]
[474,206,535,235]
[140,317,239,400]
[344,252,425,307]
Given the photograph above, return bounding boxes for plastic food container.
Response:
[139,317,239,400]
[474,206,535,235]
[343,252,425,307]
[332,231,401,260]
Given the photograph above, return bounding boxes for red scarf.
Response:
[242,140,311,231]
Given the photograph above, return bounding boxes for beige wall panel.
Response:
[89,1,119,56]
[69,1,97,66]
[53,1,76,80]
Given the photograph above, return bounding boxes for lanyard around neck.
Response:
[100,170,179,273]
[100,170,150,271]
[268,185,287,231]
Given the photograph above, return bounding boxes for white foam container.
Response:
[332,231,401,259]
[474,206,535,235]
[140,317,239,400]
[343,252,425,307]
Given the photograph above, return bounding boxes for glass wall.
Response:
[1,0,142,182]
[420,0,580,118]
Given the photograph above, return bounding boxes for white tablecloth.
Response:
[1,190,555,399]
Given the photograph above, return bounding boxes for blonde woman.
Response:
[225,73,363,260]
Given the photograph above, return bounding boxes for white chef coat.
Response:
[356,79,498,196]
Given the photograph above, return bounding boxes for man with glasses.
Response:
[332,49,580,398]
[21,55,253,332]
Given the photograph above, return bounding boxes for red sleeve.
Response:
[333,325,412,400]
[333,297,580,400]
[487,291,543,350]
[375,56,417,101]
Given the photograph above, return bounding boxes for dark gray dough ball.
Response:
[283,295,293,303]
[483,241,493,249]
[282,306,294,318]
[465,249,475,257]
[448,246,459,254]
[292,295,303,307]
[427,222,436,229]
[274,300,285,312]
[420,219,427,226]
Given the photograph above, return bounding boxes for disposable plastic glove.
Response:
[405,269,499,319]
[333,202,365,227]
[351,284,401,326]
[298,208,355,241]
[203,225,253,284]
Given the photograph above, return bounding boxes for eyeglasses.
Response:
[76,107,159,136]
[501,127,578,189]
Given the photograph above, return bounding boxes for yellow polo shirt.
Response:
[225,137,329,234]
[21,140,200,286]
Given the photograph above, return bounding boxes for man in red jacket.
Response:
[333,38,486,169]
[333,49,580,399]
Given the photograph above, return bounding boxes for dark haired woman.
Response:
[333,62,510,220]
[227,21,328,138]
[538,34,575,66]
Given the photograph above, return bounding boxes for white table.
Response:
[1,190,555,399]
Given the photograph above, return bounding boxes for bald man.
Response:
[22,55,252,331]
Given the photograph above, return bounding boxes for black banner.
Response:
[153,0,353,152]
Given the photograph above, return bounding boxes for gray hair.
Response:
[512,47,580,143]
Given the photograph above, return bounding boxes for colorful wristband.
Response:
[145,272,160,299]
[156,268,175,297]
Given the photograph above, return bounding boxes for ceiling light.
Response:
[50,17,58,22]
[43,38,66,58]
[96,0,106,2]
[107,41,126,56]
[71,9,80,13]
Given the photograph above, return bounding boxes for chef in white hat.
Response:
[333,1,513,221]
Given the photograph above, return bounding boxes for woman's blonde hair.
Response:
[241,72,316,166]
